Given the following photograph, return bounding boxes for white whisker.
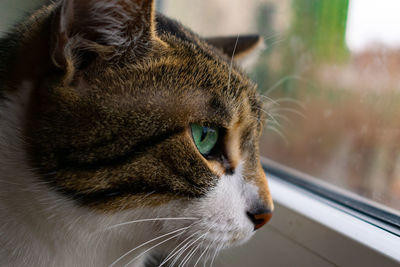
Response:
[179,232,207,267]
[267,125,289,145]
[227,34,240,92]
[168,231,202,267]
[123,230,187,267]
[184,235,207,267]
[248,115,263,128]
[194,240,211,267]
[255,107,281,127]
[269,113,292,125]
[262,74,316,96]
[109,226,189,267]
[259,95,279,105]
[160,230,200,267]
[273,97,305,108]
[262,75,300,96]
[203,239,217,267]
[178,244,197,267]
[100,217,197,232]
[209,242,222,267]
[269,107,306,118]
[268,37,287,47]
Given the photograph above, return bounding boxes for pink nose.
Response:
[247,211,273,230]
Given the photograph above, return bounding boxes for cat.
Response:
[0,0,273,266]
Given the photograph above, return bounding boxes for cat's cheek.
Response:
[180,163,259,248]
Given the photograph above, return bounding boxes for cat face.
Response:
[2,0,273,264]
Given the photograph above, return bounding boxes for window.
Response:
[161,0,400,215]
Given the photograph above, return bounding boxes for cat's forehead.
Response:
[83,16,261,128]
[89,60,258,129]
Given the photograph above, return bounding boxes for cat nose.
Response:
[246,207,273,230]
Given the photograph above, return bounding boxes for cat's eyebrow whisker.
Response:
[267,125,289,145]
[262,75,294,96]
[99,217,198,232]
[262,75,303,96]
[248,115,263,128]
[267,120,282,130]
[262,32,282,42]
[268,113,292,126]
[227,34,240,92]
[263,74,317,97]
[269,107,307,118]
[109,226,189,267]
[272,97,305,108]
[259,95,279,105]
[255,107,281,127]
[268,37,287,47]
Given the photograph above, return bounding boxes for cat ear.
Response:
[52,0,156,78]
[205,35,265,70]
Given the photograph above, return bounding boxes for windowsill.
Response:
[267,175,400,265]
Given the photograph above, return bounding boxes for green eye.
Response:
[191,124,219,156]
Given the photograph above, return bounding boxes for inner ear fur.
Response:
[52,0,156,80]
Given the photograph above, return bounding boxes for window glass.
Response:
[162,0,400,211]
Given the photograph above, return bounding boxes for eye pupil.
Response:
[191,124,219,156]
[200,128,208,142]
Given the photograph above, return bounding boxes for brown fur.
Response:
[0,0,272,212]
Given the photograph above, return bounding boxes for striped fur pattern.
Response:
[0,0,273,266]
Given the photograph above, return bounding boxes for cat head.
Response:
[4,0,273,263]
